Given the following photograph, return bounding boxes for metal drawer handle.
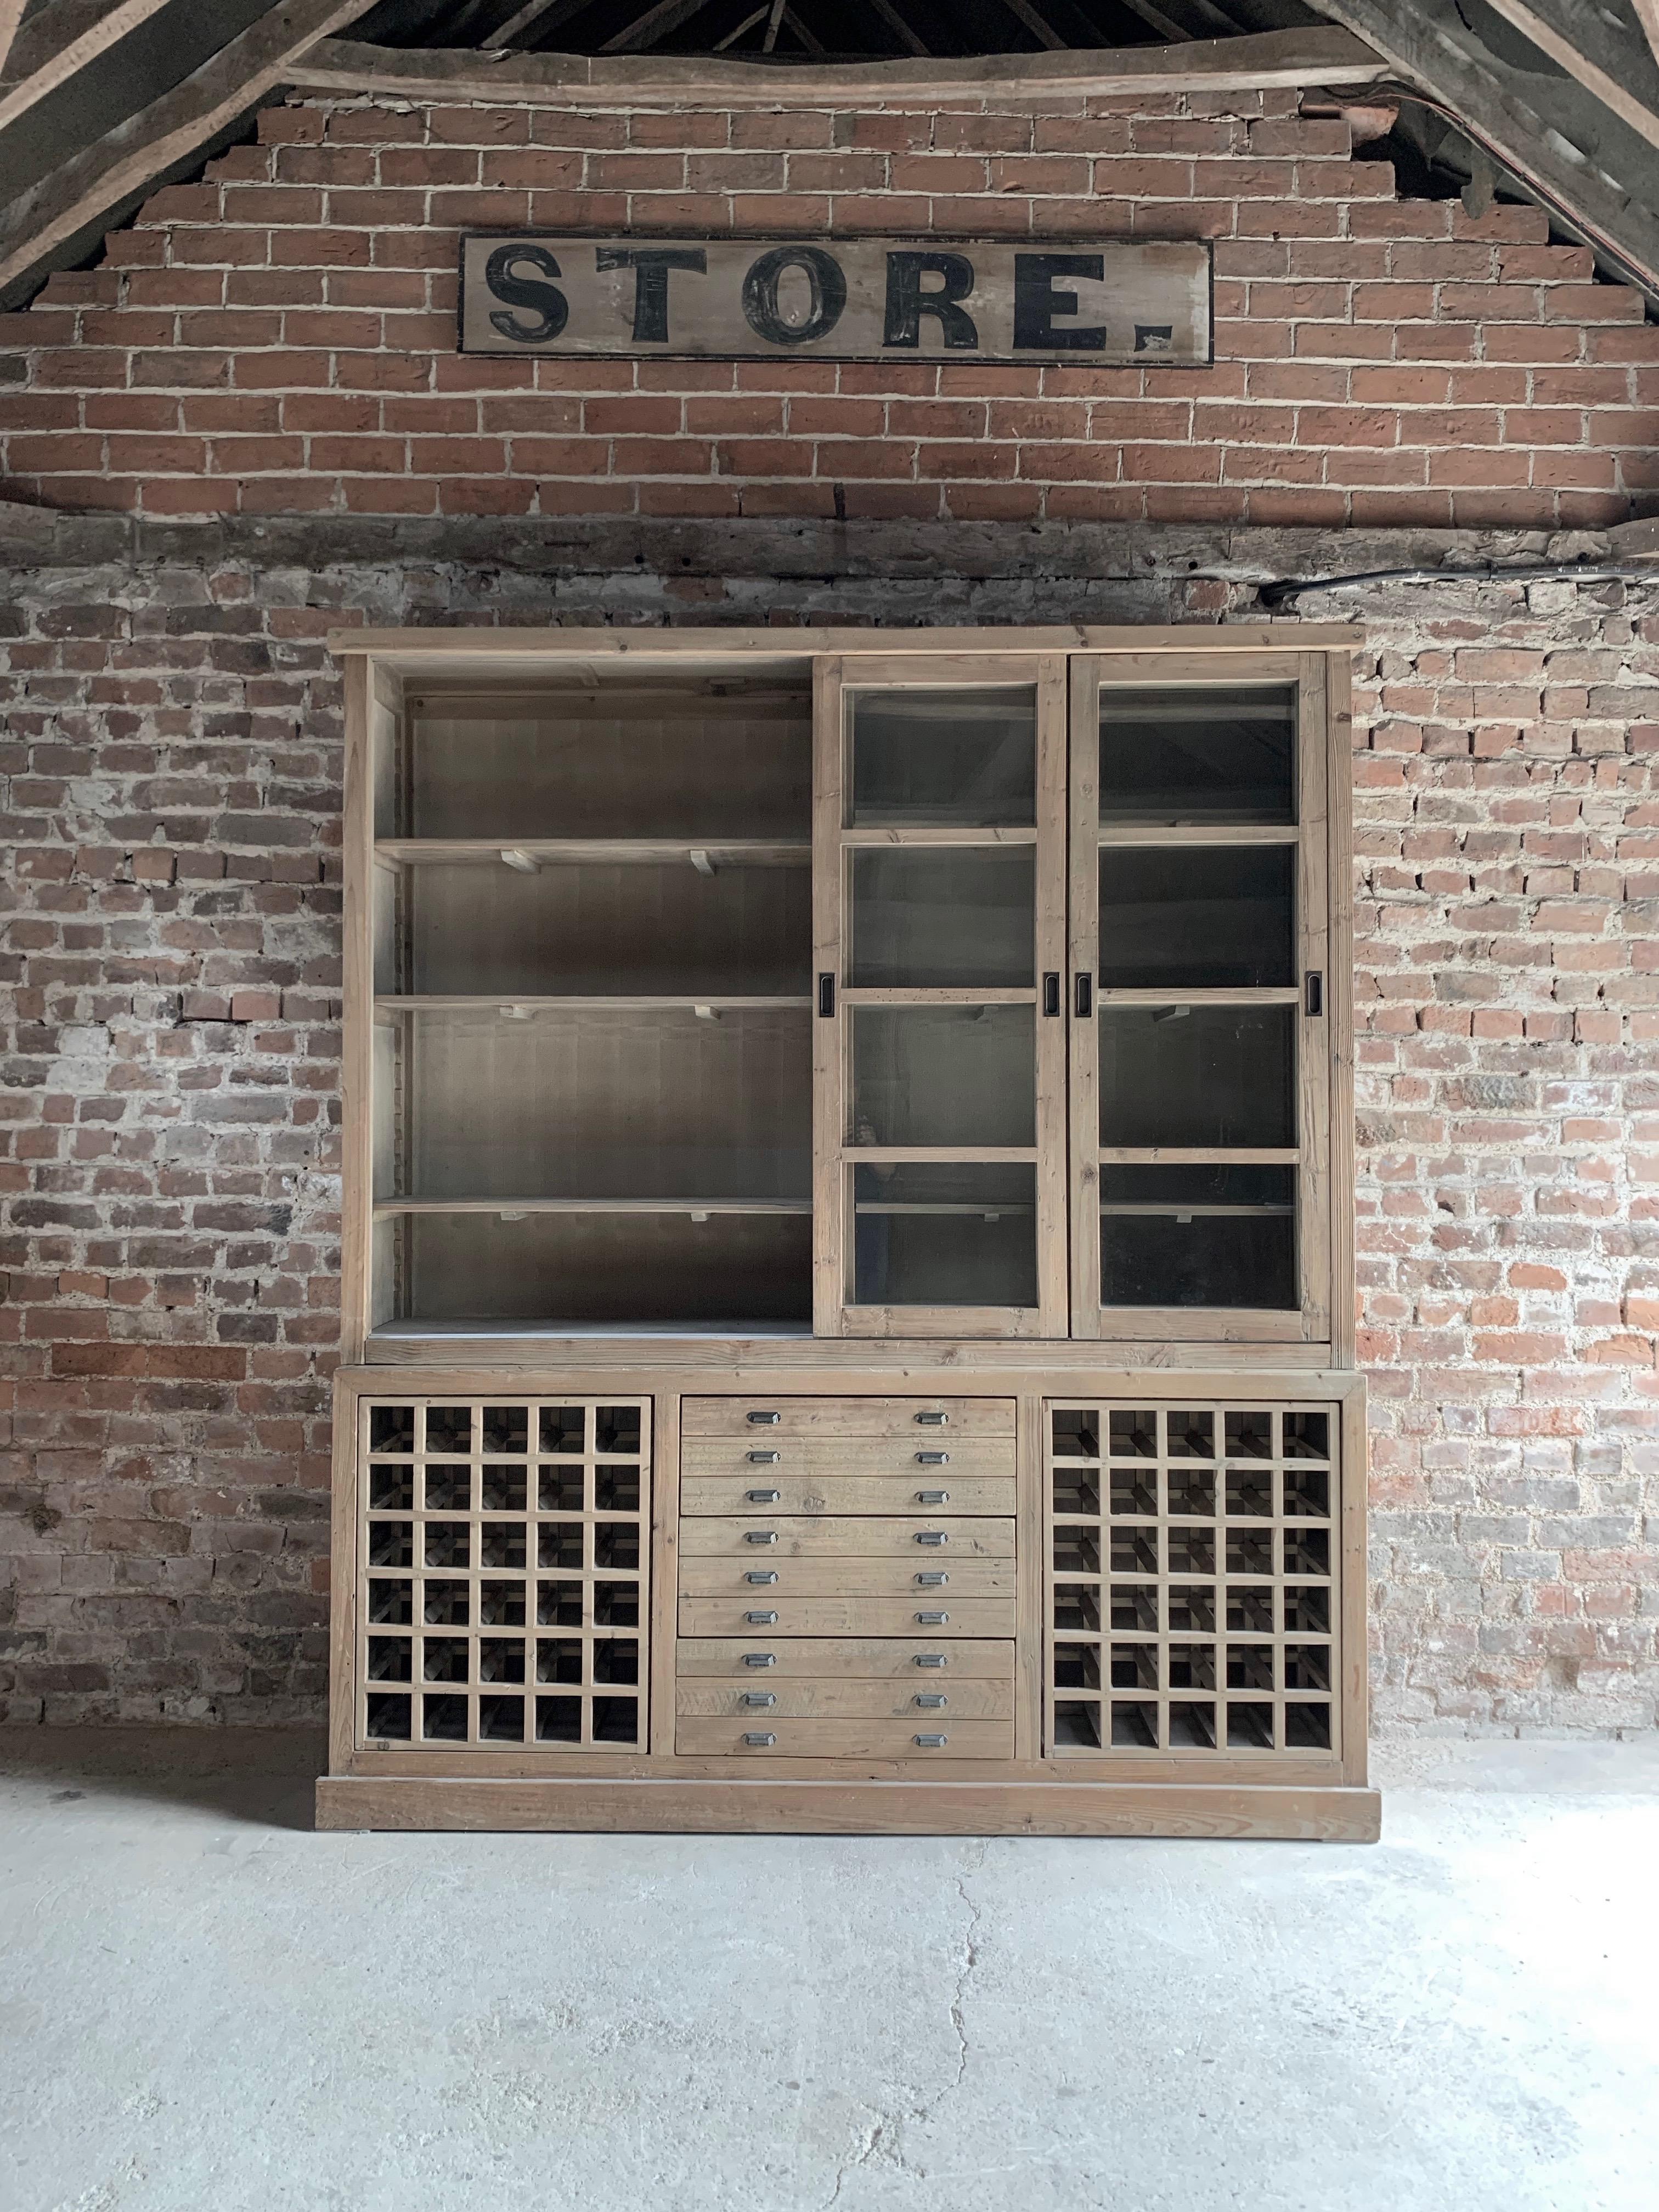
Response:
[915,1531,948,1546]
[916,1452,950,1465]
[913,1654,947,1668]
[747,1450,781,1465]
[915,1610,949,1624]
[745,1570,778,1585]
[743,1652,775,1668]
[744,1531,778,1545]
[915,1411,949,1426]
[915,1571,948,1587]
[914,1733,949,1747]
[743,1731,776,1746]
[746,1410,781,1426]
[915,1692,947,1709]
[745,1610,778,1624]
[746,1488,781,1504]
[916,1489,949,1505]
[742,1691,776,1708]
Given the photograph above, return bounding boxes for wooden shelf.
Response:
[1100,1203,1295,1218]
[375,995,812,1014]
[1094,987,1300,1008]
[1097,825,1299,847]
[854,1203,1034,1216]
[376,838,810,868]
[374,1197,813,1219]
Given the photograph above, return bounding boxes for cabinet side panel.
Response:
[1327,649,1357,1369]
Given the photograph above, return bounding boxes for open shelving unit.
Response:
[363,670,816,1334]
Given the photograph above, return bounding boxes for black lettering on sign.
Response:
[741,246,847,347]
[1013,253,1107,352]
[882,250,979,350]
[595,246,708,343]
[483,244,569,344]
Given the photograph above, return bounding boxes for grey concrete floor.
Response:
[1,1736,1656,2212]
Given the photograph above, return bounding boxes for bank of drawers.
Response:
[674,1637,1015,1757]
[676,1396,1018,1759]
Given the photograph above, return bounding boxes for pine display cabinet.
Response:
[317,625,1377,1841]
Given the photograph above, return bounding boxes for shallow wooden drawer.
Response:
[678,1515,1015,1561]
[678,1596,1017,1638]
[675,1714,1014,1759]
[682,1471,1018,1517]
[677,1675,1015,1719]
[679,1558,1014,1597]
[674,1636,1015,1680]
[681,1397,1015,1440]
[681,1438,1015,1486]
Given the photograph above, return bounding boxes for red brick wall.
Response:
[3,86,1658,1733]
[0,87,1655,528]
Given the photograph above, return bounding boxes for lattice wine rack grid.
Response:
[1046,1401,1339,1758]
[357,1397,650,1752]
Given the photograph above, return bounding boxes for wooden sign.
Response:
[459,236,1211,366]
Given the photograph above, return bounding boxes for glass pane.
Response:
[850,847,1034,988]
[1098,685,1295,826]
[1100,1166,1296,1309]
[850,688,1035,826]
[1098,846,1294,990]
[1099,1006,1294,1149]
[854,1164,1037,1307]
[853,1006,1034,1147]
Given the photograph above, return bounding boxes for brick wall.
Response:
[1,88,1656,528]
[2,84,1657,1734]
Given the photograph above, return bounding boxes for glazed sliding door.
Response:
[814,654,1069,1337]
[1068,653,1333,1342]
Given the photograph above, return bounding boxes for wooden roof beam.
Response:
[0,0,373,301]
[1472,0,1659,157]
[1315,0,1659,298]
[287,24,1389,105]
[0,0,173,134]
[0,0,24,78]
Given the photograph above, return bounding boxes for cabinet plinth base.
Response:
[315,1775,1380,1841]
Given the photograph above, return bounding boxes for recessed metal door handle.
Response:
[1043,970,1061,1017]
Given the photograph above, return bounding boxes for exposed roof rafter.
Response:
[0,0,373,302]
[0,0,174,136]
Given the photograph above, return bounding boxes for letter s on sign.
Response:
[484,244,569,344]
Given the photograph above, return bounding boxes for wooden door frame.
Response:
[812,650,1069,1338]
[1069,649,1338,1345]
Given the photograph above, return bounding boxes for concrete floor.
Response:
[1,1739,1656,2212]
